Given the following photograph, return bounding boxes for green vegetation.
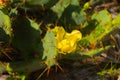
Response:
[0,0,120,80]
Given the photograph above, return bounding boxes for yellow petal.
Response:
[65,30,82,46]
[57,39,77,53]
[56,27,66,42]
[65,30,82,41]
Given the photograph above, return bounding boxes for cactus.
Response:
[0,0,120,80]
[62,45,111,60]
[42,27,58,68]
[0,10,12,36]
[11,16,42,60]
[0,45,111,74]
[112,13,120,26]
[79,10,116,48]
[51,0,86,31]
[0,9,12,43]
[10,0,59,10]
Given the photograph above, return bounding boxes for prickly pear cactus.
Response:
[10,0,59,10]
[0,0,119,80]
[51,0,86,31]
[51,0,80,18]
[0,9,12,43]
[12,16,42,59]
[42,27,58,67]
[42,26,82,67]
[79,10,115,48]
[0,10,12,36]
[112,13,120,26]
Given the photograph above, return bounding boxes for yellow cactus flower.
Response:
[55,27,82,54]
[56,27,66,42]
[65,30,82,44]
[57,39,77,53]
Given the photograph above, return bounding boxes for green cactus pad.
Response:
[11,0,59,10]
[12,16,42,59]
[0,10,12,36]
[42,28,58,67]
